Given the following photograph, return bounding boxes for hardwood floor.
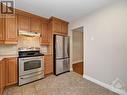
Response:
[72,62,83,75]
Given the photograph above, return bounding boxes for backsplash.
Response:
[0,36,49,55]
[0,45,17,55]
[40,46,48,54]
[18,36,40,48]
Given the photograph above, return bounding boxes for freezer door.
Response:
[63,58,70,72]
[64,37,70,58]
[56,58,70,75]
[55,35,64,59]
[56,59,64,75]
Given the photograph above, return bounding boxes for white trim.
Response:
[73,60,83,64]
[70,68,73,71]
[83,75,127,95]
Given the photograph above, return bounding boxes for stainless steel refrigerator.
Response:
[53,35,70,75]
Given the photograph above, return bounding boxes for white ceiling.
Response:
[15,0,118,22]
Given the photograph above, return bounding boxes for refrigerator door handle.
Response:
[64,37,70,58]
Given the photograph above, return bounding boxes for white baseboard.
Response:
[83,75,127,95]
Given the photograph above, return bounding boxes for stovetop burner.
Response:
[18,50,44,58]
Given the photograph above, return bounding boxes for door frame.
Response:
[69,26,85,76]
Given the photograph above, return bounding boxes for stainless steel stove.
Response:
[18,50,44,85]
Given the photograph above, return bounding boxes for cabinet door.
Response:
[0,18,4,42]
[41,23,49,45]
[0,62,2,95]
[5,58,17,86]
[1,60,5,93]
[44,55,53,75]
[53,20,61,33]
[47,22,52,45]
[61,22,68,35]
[18,15,30,31]
[0,60,5,95]
[30,17,41,33]
[5,16,18,44]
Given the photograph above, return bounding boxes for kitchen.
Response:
[0,6,69,94]
[0,0,126,95]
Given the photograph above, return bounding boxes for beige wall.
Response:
[72,30,83,64]
[69,0,127,91]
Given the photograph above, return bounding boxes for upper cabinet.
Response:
[18,15,42,33]
[41,22,49,45]
[0,9,68,45]
[0,15,18,44]
[41,22,52,45]
[4,16,18,44]
[0,18,4,42]
[18,15,30,31]
[30,17,42,33]
[50,17,69,35]
[61,22,68,35]
[52,19,62,33]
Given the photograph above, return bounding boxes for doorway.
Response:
[72,27,84,75]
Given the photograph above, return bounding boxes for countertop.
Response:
[0,53,53,61]
[0,55,18,61]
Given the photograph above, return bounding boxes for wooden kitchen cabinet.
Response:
[0,18,4,42]
[41,22,52,45]
[61,21,68,35]
[52,19,62,33]
[4,16,18,44]
[18,15,30,31]
[50,17,68,35]
[30,17,42,33]
[0,60,6,95]
[44,55,53,75]
[0,15,18,44]
[5,58,18,86]
[0,61,2,95]
[18,15,42,33]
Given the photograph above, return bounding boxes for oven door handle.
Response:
[21,58,42,61]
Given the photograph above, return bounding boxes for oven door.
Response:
[19,56,44,76]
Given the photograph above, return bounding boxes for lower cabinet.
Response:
[0,61,2,95]
[44,55,53,75]
[0,60,6,95]
[0,58,17,95]
[5,58,18,86]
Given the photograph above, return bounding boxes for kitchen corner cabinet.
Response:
[0,15,18,44]
[0,60,6,95]
[30,17,42,33]
[41,22,52,45]
[18,15,30,31]
[5,58,18,86]
[44,55,53,75]
[51,17,68,35]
